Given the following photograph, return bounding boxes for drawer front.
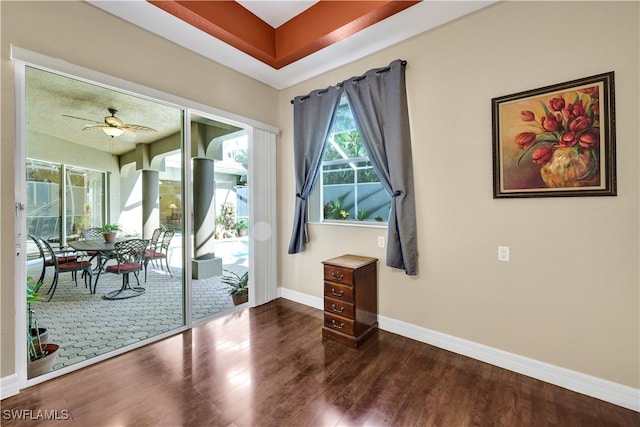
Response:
[324,297,355,319]
[324,312,355,336]
[323,282,354,302]
[323,265,354,285]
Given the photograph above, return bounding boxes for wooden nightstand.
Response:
[322,254,378,348]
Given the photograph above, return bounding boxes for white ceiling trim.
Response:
[236,0,318,28]
[87,1,495,90]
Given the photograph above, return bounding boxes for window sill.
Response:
[308,220,388,229]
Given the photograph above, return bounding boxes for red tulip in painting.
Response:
[513,86,601,188]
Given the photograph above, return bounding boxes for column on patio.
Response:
[131,143,163,240]
[142,169,160,238]
[192,157,222,279]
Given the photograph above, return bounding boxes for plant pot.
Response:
[238,228,247,237]
[232,293,248,305]
[103,232,117,243]
[28,343,59,379]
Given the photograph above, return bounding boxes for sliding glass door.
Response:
[26,161,107,247]
[17,53,276,384]
[64,166,105,239]
[24,66,185,378]
[26,160,62,241]
[188,113,249,322]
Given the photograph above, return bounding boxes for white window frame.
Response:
[308,97,390,228]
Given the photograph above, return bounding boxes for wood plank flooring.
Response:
[2,298,638,426]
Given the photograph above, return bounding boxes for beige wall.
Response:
[278,1,639,388]
[1,1,278,378]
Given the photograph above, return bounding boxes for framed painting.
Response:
[492,72,616,198]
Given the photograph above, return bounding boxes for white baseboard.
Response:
[278,287,639,412]
[278,287,323,310]
[1,374,20,400]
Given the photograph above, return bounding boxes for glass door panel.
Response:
[64,165,105,242]
[188,113,249,322]
[26,160,61,241]
[25,65,185,378]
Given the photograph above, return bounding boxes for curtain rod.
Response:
[290,60,407,104]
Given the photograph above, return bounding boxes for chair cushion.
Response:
[106,263,141,273]
[58,261,91,270]
[45,256,78,266]
[145,250,165,258]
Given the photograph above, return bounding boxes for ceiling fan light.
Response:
[102,127,124,137]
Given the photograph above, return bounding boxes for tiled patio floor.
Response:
[27,236,247,375]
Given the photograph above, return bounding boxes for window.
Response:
[26,159,106,243]
[309,96,391,224]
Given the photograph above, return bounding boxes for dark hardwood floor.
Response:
[2,298,638,426]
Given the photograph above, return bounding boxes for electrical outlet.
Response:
[378,236,385,248]
[498,246,510,262]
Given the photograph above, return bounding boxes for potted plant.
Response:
[217,203,237,238]
[98,224,120,242]
[27,279,48,345]
[222,269,248,305]
[236,219,248,237]
[28,336,59,379]
[215,214,225,239]
[27,278,59,378]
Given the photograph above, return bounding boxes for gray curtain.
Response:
[288,86,342,254]
[343,59,417,275]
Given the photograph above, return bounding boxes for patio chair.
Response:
[39,238,92,301]
[81,228,103,240]
[144,229,174,282]
[103,239,150,300]
[81,227,112,270]
[146,227,164,268]
[28,234,78,287]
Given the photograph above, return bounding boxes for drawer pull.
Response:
[331,304,344,313]
[331,288,344,297]
[331,272,344,281]
[331,319,344,329]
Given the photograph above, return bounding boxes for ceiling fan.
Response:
[63,107,157,137]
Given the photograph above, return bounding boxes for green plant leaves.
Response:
[222,269,249,296]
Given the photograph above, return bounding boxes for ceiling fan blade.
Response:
[81,125,108,131]
[62,114,103,125]
[121,128,137,137]
[122,124,157,132]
